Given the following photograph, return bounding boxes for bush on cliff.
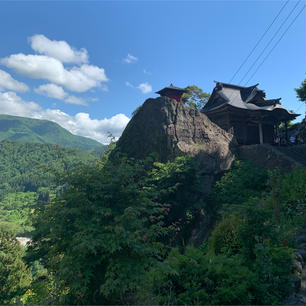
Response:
[27,155,206,304]
[24,156,305,305]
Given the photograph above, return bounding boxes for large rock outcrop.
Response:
[114,97,236,175]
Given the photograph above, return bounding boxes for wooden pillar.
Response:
[274,123,280,145]
[285,121,288,144]
[258,122,263,144]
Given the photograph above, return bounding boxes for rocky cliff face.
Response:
[113,97,237,245]
[114,97,236,175]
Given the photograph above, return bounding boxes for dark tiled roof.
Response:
[202,81,299,120]
[156,83,188,95]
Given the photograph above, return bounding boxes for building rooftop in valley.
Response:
[202,81,299,121]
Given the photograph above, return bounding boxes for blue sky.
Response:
[0,0,305,143]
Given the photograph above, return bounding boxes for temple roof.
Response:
[202,81,299,120]
[156,84,188,95]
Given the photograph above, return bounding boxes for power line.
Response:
[237,0,301,85]
[245,4,305,85]
[229,0,289,84]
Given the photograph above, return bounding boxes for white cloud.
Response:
[0,91,129,144]
[0,69,29,92]
[64,95,86,105]
[0,91,41,117]
[126,81,152,94]
[34,83,87,105]
[124,53,138,64]
[1,54,108,92]
[138,82,152,94]
[125,81,134,87]
[90,97,99,102]
[35,83,67,99]
[29,34,88,64]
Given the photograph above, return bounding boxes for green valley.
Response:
[0,140,98,235]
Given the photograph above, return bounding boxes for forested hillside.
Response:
[19,156,305,305]
[0,140,96,197]
[0,114,107,152]
[1,143,305,305]
[0,140,97,235]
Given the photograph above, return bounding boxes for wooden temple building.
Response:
[156,84,188,102]
[202,81,299,145]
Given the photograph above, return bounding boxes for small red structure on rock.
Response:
[156,84,188,103]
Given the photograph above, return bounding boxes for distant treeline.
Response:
[0,140,96,198]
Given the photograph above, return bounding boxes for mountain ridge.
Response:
[0,114,107,152]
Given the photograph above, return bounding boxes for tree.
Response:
[27,155,208,304]
[0,231,32,304]
[149,156,207,244]
[182,85,210,110]
[28,157,169,304]
[295,78,306,103]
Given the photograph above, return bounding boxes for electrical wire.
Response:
[237,1,301,85]
[245,5,305,85]
[229,0,289,83]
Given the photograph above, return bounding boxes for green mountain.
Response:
[0,114,107,152]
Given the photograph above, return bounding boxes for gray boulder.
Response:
[114,97,236,174]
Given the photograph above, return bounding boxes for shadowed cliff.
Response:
[113,96,237,175]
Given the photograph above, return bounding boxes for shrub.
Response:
[213,160,268,211]
[208,215,242,256]
[147,247,258,305]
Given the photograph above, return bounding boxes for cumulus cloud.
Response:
[0,91,129,144]
[29,34,88,64]
[35,83,66,99]
[34,83,87,105]
[1,54,108,92]
[64,95,86,105]
[138,82,152,94]
[0,91,40,117]
[0,69,29,92]
[124,53,138,64]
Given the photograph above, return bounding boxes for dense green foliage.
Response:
[25,155,210,304]
[0,232,32,305]
[295,78,306,102]
[2,153,305,305]
[182,85,210,110]
[0,140,97,235]
[0,114,106,152]
[147,243,293,305]
[27,156,170,304]
[148,247,259,305]
[213,160,268,211]
[0,140,96,197]
[0,192,37,235]
[149,157,207,244]
[144,162,305,305]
